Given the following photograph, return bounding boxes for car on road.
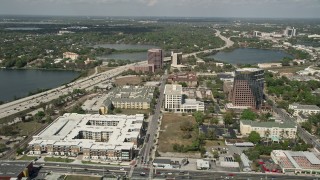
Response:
[119,168,124,171]
[167,172,173,175]
[140,172,146,176]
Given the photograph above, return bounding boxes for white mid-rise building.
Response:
[289,103,320,116]
[164,84,204,112]
[171,52,182,66]
[164,84,182,111]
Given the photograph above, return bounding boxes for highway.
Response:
[182,29,234,59]
[34,161,320,180]
[130,168,319,180]
[0,61,146,120]
[34,162,130,178]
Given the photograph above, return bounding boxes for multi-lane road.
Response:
[32,161,319,180]
[0,61,146,120]
[273,106,320,149]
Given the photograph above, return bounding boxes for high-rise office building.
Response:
[284,27,297,37]
[232,68,264,110]
[148,49,163,70]
[171,52,182,66]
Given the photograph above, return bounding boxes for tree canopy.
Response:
[248,131,261,144]
[240,109,258,120]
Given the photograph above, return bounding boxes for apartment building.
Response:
[29,113,144,161]
[104,86,155,110]
[130,64,155,73]
[240,120,297,139]
[63,52,79,60]
[289,103,320,116]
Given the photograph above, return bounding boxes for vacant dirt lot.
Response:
[158,113,197,153]
[115,76,142,86]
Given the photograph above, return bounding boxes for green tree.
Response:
[223,110,236,126]
[240,109,257,120]
[193,111,204,125]
[248,131,261,144]
[179,82,188,87]
[180,121,194,131]
[34,111,46,122]
[210,117,219,125]
[114,108,122,113]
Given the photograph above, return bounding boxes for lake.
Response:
[93,43,159,50]
[0,69,79,102]
[97,52,147,61]
[5,27,42,30]
[207,48,293,64]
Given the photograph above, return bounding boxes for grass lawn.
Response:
[18,155,37,161]
[98,66,115,73]
[81,160,110,165]
[119,109,150,115]
[267,65,308,74]
[65,175,101,180]
[115,76,142,86]
[158,114,197,153]
[204,140,226,147]
[16,121,43,136]
[44,157,74,163]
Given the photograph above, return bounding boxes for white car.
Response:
[119,168,125,171]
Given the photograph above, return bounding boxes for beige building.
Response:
[104,86,155,110]
[289,103,320,116]
[257,63,282,69]
[63,52,79,60]
[29,113,144,161]
[240,120,297,139]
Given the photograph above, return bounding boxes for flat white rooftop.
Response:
[30,113,144,150]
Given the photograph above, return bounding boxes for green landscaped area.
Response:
[267,65,308,73]
[115,76,142,86]
[119,109,150,115]
[204,140,226,147]
[44,157,74,163]
[97,66,115,73]
[16,121,43,136]
[81,160,111,165]
[65,175,102,180]
[158,114,197,152]
[18,155,37,161]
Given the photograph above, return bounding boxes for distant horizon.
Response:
[1,0,319,19]
[1,14,320,20]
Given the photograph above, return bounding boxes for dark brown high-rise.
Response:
[147,49,163,71]
[232,68,264,109]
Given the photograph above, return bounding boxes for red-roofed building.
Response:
[168,72,198,87]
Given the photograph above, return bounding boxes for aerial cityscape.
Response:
[0,0,320,180]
